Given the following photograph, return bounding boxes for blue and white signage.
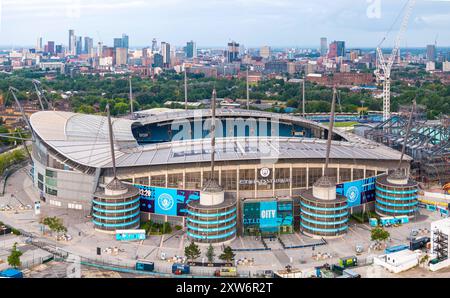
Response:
[336,176,377,208]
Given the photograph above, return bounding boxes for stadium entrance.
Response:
[241,198,294,237]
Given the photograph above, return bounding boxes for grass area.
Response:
[141,221,173,235]
[334,122,359,128]
[351,211,379,224]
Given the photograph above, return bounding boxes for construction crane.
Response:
[32,79,53,110]
[375,0,416,122]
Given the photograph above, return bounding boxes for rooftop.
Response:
[30,110,410,170]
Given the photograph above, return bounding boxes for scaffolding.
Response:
[365,113,450,185]
[433,229,448,262]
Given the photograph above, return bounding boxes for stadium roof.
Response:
[30,110,409,169]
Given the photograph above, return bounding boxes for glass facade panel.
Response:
[222,170,237,191]
[239,169,255,191]
[150,175,166,187]
[275,168,290,190]
[185,172,201,190]
[168,173,183,189]
[292,168,306,188]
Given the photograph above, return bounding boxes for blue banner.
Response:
[260,201,278,228]
[336,176,377,208]
[136,185,200,216]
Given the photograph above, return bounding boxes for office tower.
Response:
[114,38,123,49]
[227,41,240,63]
[153,53,164,68]
[427,44,436,62]
[320,37,328,56]
[36,37,43,51]
[115,48,128,66]
[186,40,197,59]
[152,38,158,53]
[84,37,94,56]
[122,34,129,50]
[55,45,63,54]
[328,41,345,59]
[161,42,171,67]
[97,42,103,58]
[260,46,271,59]
[47,41,55,55]
[69,29,76,55]
[76,36,82,55]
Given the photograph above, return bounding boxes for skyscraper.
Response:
[320,37,328,56]
[161,42,171,67]
[114,38,123,49]
[122,34,129,50]
[84,37,94,56]
[328,41,345,59]
[76,36,83,55]
[185,41,197,59]
[36,37,43,51]
[47,41,55,55]
[427,44,436,62]
[227,41,240,63]
[69,29,76,55]
[152,38,158,53]
[260,46,271,59]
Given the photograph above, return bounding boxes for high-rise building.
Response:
[115,48,128,66]
[328,41,345,59]
[320,37,328,56]
[153,53,164,68]
[122,34,129,50]
[227,41,240,63]
[84,37,94,56]
[260,46,271,59]
[47,41,55,55]
[69,29,76,55]
[55,45,63,54]
[427,44,436,62]
[114,38,123,49]
[152,38,158,53]
[185,41,197,59]
[97,42,103,58]
[76,36,82,55]
[443,61,450,72]
[36,37,43,51]
[161,42,171,67]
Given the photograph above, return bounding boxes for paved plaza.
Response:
[0,167,449,278]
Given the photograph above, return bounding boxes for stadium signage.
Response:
[239,178,291,186]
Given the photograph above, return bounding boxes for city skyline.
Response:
[0,0,450,48]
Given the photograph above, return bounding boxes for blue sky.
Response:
[0,0,449,48]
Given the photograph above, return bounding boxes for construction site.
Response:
[365,109,449,187]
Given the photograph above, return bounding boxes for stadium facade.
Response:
[29,109,411,242]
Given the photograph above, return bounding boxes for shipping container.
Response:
[339,256,358,268]
[172,263,190,275]
[343,269,361,278]
[215,267,237,277]
[135,260,154,272]
[385,244,409,254]
[410,237,430,251]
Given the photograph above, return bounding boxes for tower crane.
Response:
[32,79,53,110]
[375,0,416,121]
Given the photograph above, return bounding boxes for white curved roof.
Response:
[30,110,409,169]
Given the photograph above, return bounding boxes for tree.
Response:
[184,241,201,264]
[8,242,22,268]
[219,246,235,265]
[371,227,390,244]
[42,217,67,235]
[206,244,215,264]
